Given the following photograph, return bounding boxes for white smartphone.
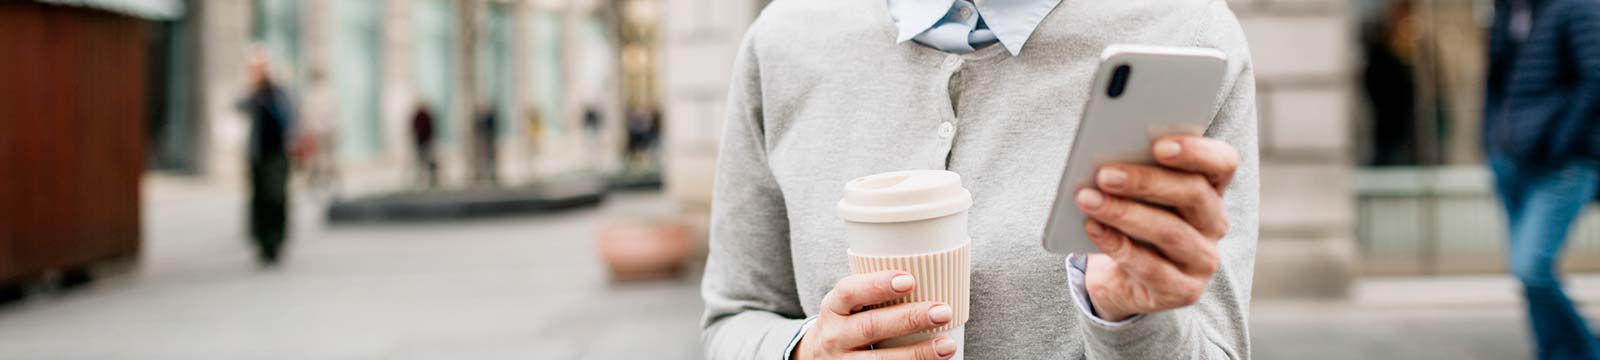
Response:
[1041,45,1229,255]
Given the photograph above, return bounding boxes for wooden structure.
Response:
[0,1,151,285]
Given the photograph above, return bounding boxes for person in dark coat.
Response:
[1361,0,1419,166]
[237,47,294,266]
[474,105,499,185]
[1484,0,1600,358]
[411,102,438,189]
[625,107,661,166]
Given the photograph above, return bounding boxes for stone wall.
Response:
[1230,0,1358,299]
[659,0,760,210]
[196,0,252,181]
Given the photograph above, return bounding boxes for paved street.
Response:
[1254,302,1534,359]
[0,176,1594,359]
[0,178,702,359]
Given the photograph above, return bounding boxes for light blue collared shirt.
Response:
[887,0,1063,55]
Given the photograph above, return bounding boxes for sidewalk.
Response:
[1250,275,1600,359]
[0,176,701,359]
[0,175,1590,359]
[1252,301,1551,359]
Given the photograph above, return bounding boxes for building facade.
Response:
[153,0,632,196]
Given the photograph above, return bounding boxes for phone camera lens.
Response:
[1107,64,1131,98]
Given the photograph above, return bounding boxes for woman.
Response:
[700,0,1260,358]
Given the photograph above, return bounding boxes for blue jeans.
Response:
[1491,155,1600,360]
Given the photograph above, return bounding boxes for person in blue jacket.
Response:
[1484,0,1600,358]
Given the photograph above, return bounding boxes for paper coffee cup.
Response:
[838,170,972,359]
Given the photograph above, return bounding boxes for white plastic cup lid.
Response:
[838,170,973,223]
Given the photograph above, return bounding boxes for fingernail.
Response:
[934,337,957,357]
[1098,168,1127,188]
[1076,188,1104,209]
[929,304,952,324]
[1085,220,1104,237]
[1155,140,1182,159]
[891,275,915,292]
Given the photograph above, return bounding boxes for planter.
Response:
[597,221,693,281]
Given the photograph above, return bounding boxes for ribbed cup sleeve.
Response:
[848,241,971,333]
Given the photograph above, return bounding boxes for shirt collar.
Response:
[886,0,1062,56]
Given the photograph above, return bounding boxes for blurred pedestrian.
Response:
[582,106,604,167]
[1361,0,1419,166]
[1484,0,1600,358]
[524,107,544,155]
[624,107,660,168]
[475,105,499,185]
[236,46,294,266]
[411,102,438,189]
[583,106,602,135]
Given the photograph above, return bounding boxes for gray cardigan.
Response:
[700,0,1259,358]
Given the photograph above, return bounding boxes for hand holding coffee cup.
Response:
[791,271,958,360]
[793,170,974,360]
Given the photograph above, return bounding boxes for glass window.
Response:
[413,0,458,143]
[477,3,516,136]
[531,10,567,135]
[332,0,384,156]
[1357,0,1488,167]
[251,0,303,90]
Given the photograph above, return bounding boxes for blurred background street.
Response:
[3,0,1599,358]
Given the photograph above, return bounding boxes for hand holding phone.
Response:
[1040,44,1242,321]
[1041,45,1230,255]
[1077,134,1242,321]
